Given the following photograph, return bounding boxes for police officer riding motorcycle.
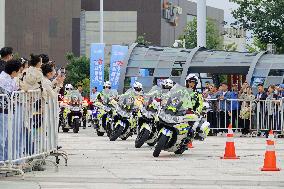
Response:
[153,75,210,157]
[135,79,174,148]
[185,74,210,141]
[109,82,144,141]
[94,81,118,136]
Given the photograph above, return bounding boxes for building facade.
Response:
[3,0,81,67]
[223,27,247,52]
[79,0,224,62]
[2,0,224,66]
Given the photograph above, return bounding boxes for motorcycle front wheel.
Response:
[73,119,80,133]
[109,125,124,141]
[135,129,150,148]
[153,134,169,157]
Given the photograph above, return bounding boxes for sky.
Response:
[188,0,239,25]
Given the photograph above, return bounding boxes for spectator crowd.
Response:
[203,81,284,137]
[0,46,65,165]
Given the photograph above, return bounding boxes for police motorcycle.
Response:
[94,95,118,136]
[61,90,83,133]
[94,83,118,136]
[153,84,210,157]
[109,82,144,141]
[135,86,162,148]
[109,95,138,141]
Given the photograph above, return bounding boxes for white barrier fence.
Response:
[206,98,284,135]
[0,90,67,177]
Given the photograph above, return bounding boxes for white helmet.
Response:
[65,84,73,91]
[133,81,143,92]
[162,79,174,89]
[104,81,111,88]
[185,74,199,88]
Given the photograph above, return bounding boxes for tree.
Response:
[135,33,151,46]
[230,0,284,53]
[65,53,90,96]
[245,37,267,53]
[179,18,223,50]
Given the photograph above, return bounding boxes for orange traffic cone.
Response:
[261,130,280,171]
[188,141,194,149]
[221,124,239,159]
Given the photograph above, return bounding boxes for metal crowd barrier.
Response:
[0,90,67,177]
[206,98,284,135]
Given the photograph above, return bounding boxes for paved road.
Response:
[2,128,284,189]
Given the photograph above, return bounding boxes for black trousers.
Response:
[219,111,230,132]
[239,118,250,134]
[207,111,218,134]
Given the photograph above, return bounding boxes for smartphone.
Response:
[59,67,65,76]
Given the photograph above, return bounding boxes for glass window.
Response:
[171,68,183,76]
[140,68,154,76]
[268,69,284,76]
[251,77,266,87]
[154,77,167,86]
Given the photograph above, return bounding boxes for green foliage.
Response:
[179,18,223,50]
[135,33,151,45]
[245,37,267,53]
[224,42,238,52]
[231,0,284,53]
[65,52,90,96]
[219,75,228,84]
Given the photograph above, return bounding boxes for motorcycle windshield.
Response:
[118,93,134,109]
[143,86,161,101]
[166,84,194,112]
[120,89,144,110]
[101,89,118,104]
[68,90,83,104]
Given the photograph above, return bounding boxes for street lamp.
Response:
[100,0,103,43]
[197,0,206,48]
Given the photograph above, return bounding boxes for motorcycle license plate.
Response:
[73,116,79,119]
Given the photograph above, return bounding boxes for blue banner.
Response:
[90,43,105,93]
[109,45,128,89]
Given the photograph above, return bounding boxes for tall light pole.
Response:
[100,0,104,43]
[197,0,206,48]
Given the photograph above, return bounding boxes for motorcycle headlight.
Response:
[70,107,80,111]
